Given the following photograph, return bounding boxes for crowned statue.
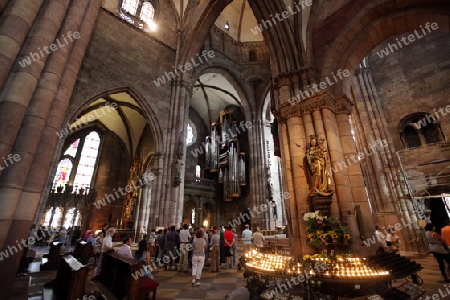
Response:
[306,136,332,196]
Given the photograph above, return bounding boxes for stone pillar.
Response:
[0,0,102,297]
[275,76,379,255]
[0,0,45,91]
[351,68,419,250]
[248,118,271,230]
[161,79,191,227]
[148,155,164,229]
[143,184,153,231]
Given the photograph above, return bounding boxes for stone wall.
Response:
[369,32,450,151]
[70,9,175,131]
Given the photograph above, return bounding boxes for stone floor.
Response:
[8,246,450,300]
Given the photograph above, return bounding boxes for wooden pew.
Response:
[98,252,159,300]
[40,242,63,271]
[72,240,93,265]
[44,253,89,300]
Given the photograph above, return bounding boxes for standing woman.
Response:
[136,234,149,264]
[425,223,450,282]
[191,229,207,286]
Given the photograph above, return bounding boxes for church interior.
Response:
[1,0,450,299]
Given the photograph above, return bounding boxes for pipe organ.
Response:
[204,110,246,201]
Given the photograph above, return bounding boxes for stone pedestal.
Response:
[310,195,332,217]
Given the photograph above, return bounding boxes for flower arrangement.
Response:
[303,211,327,222]
[327,230,340,239]
[304,211,352,248]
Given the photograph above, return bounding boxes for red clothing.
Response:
[441,226,450,246]
[223,230,234,246]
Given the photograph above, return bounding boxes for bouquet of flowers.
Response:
[303,211,327,222]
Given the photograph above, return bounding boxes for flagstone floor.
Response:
[8,245,450,299]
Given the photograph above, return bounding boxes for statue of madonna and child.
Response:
[306,136,333,197]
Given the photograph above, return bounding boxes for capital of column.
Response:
[273,68,317,91]
[274,91,335,123]
[171,78,193,92]
[335,95,353,115]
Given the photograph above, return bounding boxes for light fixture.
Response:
[224,21,230,31]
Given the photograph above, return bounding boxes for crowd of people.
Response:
[85,223,267,287]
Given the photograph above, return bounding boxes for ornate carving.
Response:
[274,91,335,122]
[335,96,353,115]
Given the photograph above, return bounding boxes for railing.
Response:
[184,177,217,188]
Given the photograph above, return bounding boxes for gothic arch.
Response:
[315,2,450,97]
[178,0,304,78]
[67,86,164,155]
[194,66,255,123]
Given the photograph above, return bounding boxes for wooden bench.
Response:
[44,253,89,300]
[72,240,93,265]
[41,242,63,271]
[98,252,159,300]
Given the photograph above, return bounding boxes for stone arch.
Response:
[67,86,164,155]
[194,66,255,122]
[315,2,450,97]
[178,0,303,77]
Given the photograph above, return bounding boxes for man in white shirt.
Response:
[102,227,116,252]
[179,224,191,272]
[117,237,133,259]
[241,225,253,254]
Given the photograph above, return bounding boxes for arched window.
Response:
[122,0,139,15]
[422,122,441,144]
[195,165,201,178]
[186,120,196,146]
[73,131,101,187]
[399,113,444,149]
[140,2,155,24]
[403,125,421,148]
[249,50,257,62]
[53,131,101,189]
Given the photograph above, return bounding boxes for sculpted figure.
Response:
[306,136,332,196]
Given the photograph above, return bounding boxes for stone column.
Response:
[148,155,164,229]
[133,187,143,242]
[352,68,419,250]
[334,97,373,255]
[248,118,271,230]
[0,0,45,91]
[0,0,102,297]
[161,79,191,227]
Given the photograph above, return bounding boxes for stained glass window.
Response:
[53,158,73,187]
[73,131,101,188]
[122,0,139,15]
[186,121,196,146]
[45,207,61,228]
[64,139,79,157]
[140,2,155,24]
